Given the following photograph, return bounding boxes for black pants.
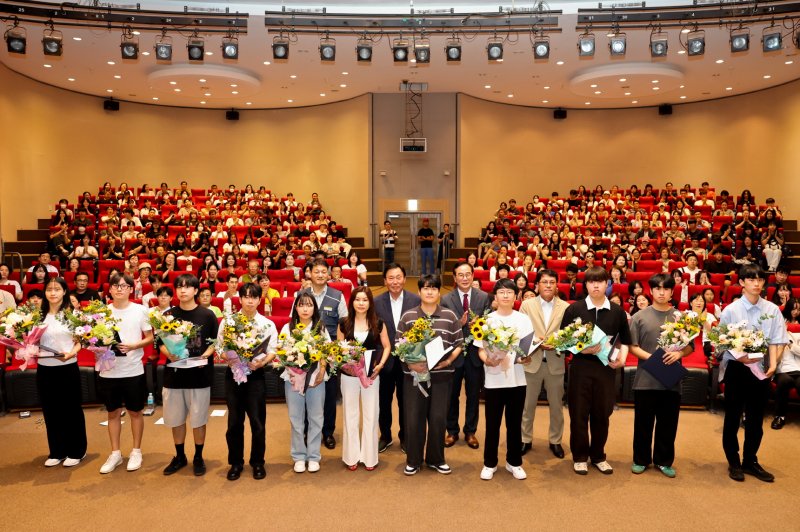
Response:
[403,372,452,468]
[774,371,800,417]
[483,385,526,468]
[322,375,339,438]
[567,357,616,463]
[379,360,405,443]
[225,369,266,466]
[722,361,770,467]
[36,363,87,460]
[447,360,483,436]
[633,389,681,467]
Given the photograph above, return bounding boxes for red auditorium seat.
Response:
[271,297,294,317]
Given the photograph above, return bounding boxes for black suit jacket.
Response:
[441,287,492,368]
[374,289,421,373]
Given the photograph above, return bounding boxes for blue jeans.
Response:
[285,380,326,462]
[420,247,434,275]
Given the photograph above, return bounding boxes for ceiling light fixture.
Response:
[392,35,409,62]
[730,27,750,52]
[533,32,550,60]
[487,34,503,61]
[222,31,239,60]
[120,26,138,60]
[356,35,372,62]
[4,18,26,54]
[155,29,172,61]
[687,27,705,56]
[608,25,626,56]
[272,32,289,60]
[578,28,595,57]
[445,34,462,61]
[187,30,204,61]
[414,36,431,63]
[42,21,62,56]
[762,24,782,52]
[650,27,668,57]
[319,32,336,61]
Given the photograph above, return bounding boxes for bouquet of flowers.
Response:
[708,320,768,359]
[215,311,270,385]
[60,300,121,372]
[148,308,198,360]
[547,318,595,353]
[271,322,325,395]
[468,316,524,372]
[0,303,47,371]
[321,340,370,387]
[657,310,704,352]
[394,316,435,384]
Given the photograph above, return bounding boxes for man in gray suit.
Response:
[519,268,570,459]
[374,263,421,453]
[441,261,492,449]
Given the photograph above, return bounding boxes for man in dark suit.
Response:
[374,263,421,453]
[441,261,492,449]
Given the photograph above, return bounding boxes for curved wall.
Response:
[0,64,370,242]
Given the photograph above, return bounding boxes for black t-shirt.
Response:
[560,298,632,363]
[162,305,219,389]
[417,227,434,248]
[72,289,101,302]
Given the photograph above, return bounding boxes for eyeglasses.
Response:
[111,283,131,289]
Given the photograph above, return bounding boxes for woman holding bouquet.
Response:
[280,292,329,473]
[38,277,86,467]
[220,283,278,481]
[337,286,391,471]
[475,278,534,481]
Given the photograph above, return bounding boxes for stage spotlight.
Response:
[687,29,705,56]
[222,35,239,60]
[578,32,595,56]
[4,21,26,54]
[188,38,204,61]
[392,37,409,62]
[487,39,503,61]
[445,36,462,61]
[356,37,372,62]
[650,31,668,57]
[414,38,430,63]
[730,28,750,52]
[319,36,335,61]
[272,35,289,60]
[42,27,63,56]
[762,28,782,52]
[155,32,173,61]
[609,32,626,56]
[533,36,550,59]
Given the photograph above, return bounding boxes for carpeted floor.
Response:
[1,399,799,531]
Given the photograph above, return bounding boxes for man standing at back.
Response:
[303,258,348,450]
[417,218,435,276]
[441,261,491,450]
[374,263,420,453]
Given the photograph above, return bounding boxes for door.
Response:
[385,211,442,276]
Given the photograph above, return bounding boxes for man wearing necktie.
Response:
[441,262,492,449]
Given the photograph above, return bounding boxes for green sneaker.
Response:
[657,465,676,478]
[631,464,646,474]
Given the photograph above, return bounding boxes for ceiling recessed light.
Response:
[287,99,293,103]
[544,86,550,90]
[141,51,150,56]
[132,31,141,36]
[725,87,733,91]
[342,71,349,75]
[43,64,51,68]
[556,60,564,65]
[114,75,121,79]
[263,61,271,65]
[106,89,113,93]
[107,61,115,65]
[230,84,237,88]
[73,37,82,41]
[484,85,491,89]
[174,88,181,92]
[67,77,75,81]
[199,79,206,82]
[204,92,211,96]
[339,84,347,88]
[290,75,297,79]
[585,102,591,105]
[152,97,159,101]
[542,100,548,103]
[763,74,771,79]
[246,102,252,105]
[651,80,659,84]
[320,93,326,96]
[653,87,660,90]
[786,60,794,65]
[681,28,691,34]
[679,85,685,88]
[169,81,177,85]
[205,51,213,56]
[594,91,601,94]
[677,50,686,55]
[200,101,206,104]
[680,95,687,99]
[624,92,631,96]
[618,78,626,82]
[507,94,514,98]
[231,91,238,94]
[590,84,597,88]
[632,100,638,103]
[716,59,725,64]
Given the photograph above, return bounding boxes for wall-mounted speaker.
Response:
[658,104,673,115]
[226,110,239,121]
[553,108,567,120]
[103,99,119,111]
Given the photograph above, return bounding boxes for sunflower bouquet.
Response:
[0,303,47,371]
[215,311,270,384]
[468,316,525,371]
[657,310,704,352]
[394,316,435,383]
[547,317,595,353]
[323,340,370,386]
[271,322,325,395]
[148,308,198,360]
[60,300,122,372]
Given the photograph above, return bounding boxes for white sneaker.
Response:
[574,461,589,475]
[505,463,527,480]
[480,466,497,480]
[100,452,123,474]
[127,449,143,472]
[63,454,86,468]
[307,461,320,473]
[293,461,306,473]
[592,460,614,475]
[44,458,64,467]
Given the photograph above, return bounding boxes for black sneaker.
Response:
[728,466,745,482]
[403,465,419,476]
[378,439,393,453]
[193,458,207,477]
[427,463,452,475]
[743,462,774,483]
[163,455,188,476]
[771,416,785,430]
[323,435,336,450]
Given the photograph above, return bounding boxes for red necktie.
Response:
[463,293,469,314]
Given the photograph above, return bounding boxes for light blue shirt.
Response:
[718,295,788,378]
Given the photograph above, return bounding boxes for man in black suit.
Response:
[374,263,421,453]
[441,261,492,449]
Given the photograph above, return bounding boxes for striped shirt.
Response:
[397,305,464,374]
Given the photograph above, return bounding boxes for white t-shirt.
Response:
[39,312,77,367]
[217,311,278,364]
[101,302,152,378]
[474,310,533,389]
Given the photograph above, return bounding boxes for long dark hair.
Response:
[340,286,379,339]
[290,291,321,331]
[41,276,69,315]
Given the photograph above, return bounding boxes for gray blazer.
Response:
[441,287,492,368]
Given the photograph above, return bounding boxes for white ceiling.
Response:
[1,1,799,109]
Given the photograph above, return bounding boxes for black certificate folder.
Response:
[639,348,688,389]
